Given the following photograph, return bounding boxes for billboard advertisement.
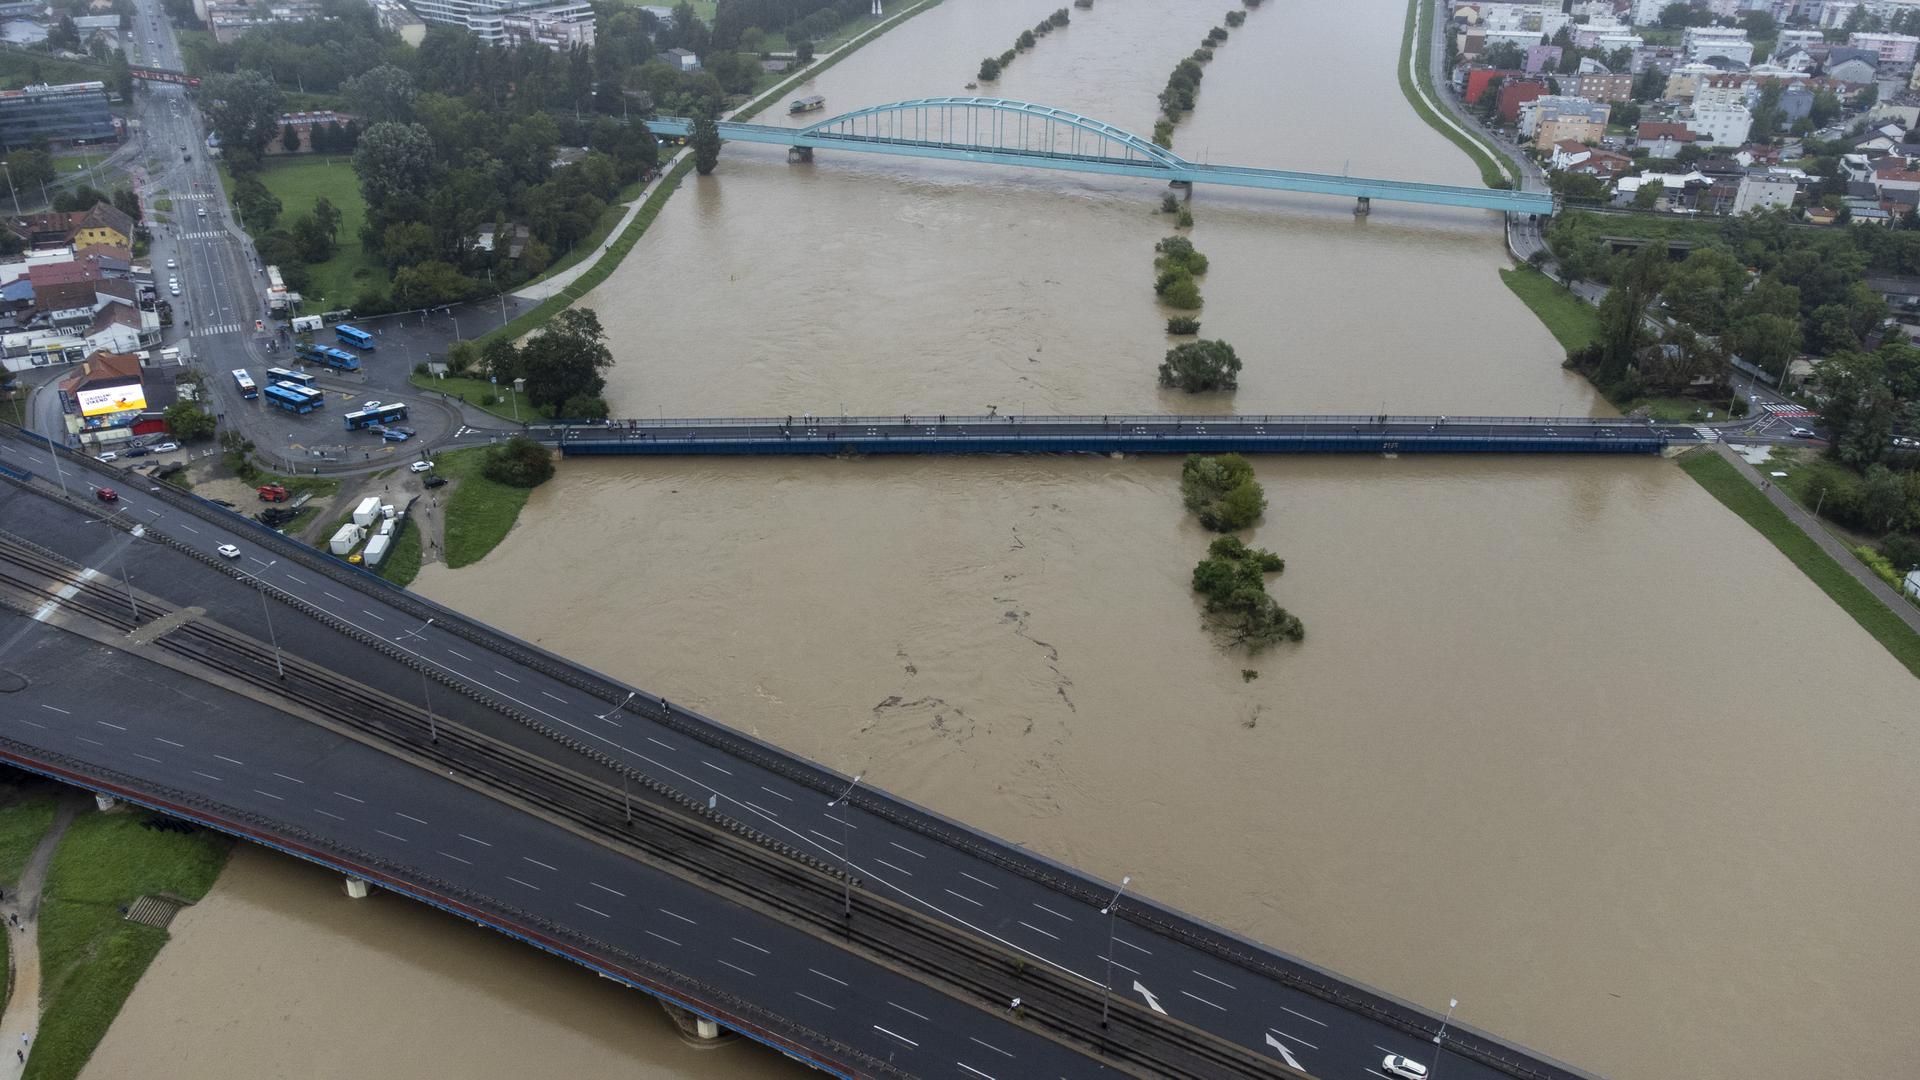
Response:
[75,381,146,417]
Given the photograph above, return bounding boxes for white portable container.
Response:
[352,496,381,527]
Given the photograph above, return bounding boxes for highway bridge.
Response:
[533,413,1706,457]
[0,424,1603,1080]
[648,98,1556,215]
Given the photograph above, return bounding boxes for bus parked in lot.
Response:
[335,324,375,350]
[294,342,360,372]
[264,382,325,414]
[344,402,408,430]
[232,369,258,399]
[264,367,316,388]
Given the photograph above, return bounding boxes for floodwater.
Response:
[83,845,812,1080]
[130,1,1920,1079]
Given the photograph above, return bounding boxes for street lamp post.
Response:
[421,666,438,743]
[1098,875,1132,1032]
[241,559,285,678]
[0,161,19,215]
[598,690,634,722]
[827,773,862,921]
[1432,998,1458,1076]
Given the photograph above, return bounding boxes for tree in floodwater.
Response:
[691,117,722,175]
[1191,535,1304,649]
[1159,339,1241,391]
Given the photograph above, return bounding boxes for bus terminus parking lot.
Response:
[263,382,325,414]
[232,369,258,399]
[264,367,316,388]
[344,402,408,430]
[335,324,375,350]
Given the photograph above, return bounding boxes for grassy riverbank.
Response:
[28,811,231,1080]
[1498,266,1598,352]
[0,791,61,1013]
[408,373,540,426]
[1397,0,1514,189]
[436,445,535,568]
[1679,450,1920,678]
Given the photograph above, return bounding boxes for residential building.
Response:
[72,203,132,249]
[56,349,145,435]
[0,82,115,153]
[1637,120,1699,157]
[1871,155,1920,197]
[664,46,699,71]
[1848,31,1920,64]
[1665,62,1724,101]
[2,203,133,250]
[205,0,322,43]
[1777,28,1824,51]
[368,0,427,46]
[1769,45,1816,73]
[1827,56,1880,84]
[1461,67,1525,103]
[1683,26,1753,65]
[1688,102,1754,146]
[1524,44,1561,73]
[1569,71,1634,102]
[1479,2,1570,39]
[1520,95,1610,145]
[1550,139,1633,178]
[1496,78,1551,121]
[1571,14,1627,48]
[1733,174,1799,213]
[407,0,560,44]
[501,1,594,48]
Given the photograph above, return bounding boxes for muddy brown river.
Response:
[100,1,1920,1078]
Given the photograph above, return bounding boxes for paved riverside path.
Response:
[1713,444,1920,635]
[0,796,82,1077]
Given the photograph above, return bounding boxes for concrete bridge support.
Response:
[788,146,813,163]
[659,1001,735,1046]
[1355,196,1371,216]
[1167,179,1192,200]
[342,877,371,899]
[93,794,117,812]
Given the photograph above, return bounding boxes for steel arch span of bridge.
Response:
[649,97,1554,215]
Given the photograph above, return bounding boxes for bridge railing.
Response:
[533,413,1650,430]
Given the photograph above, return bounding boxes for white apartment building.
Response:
[1684,26,1754,65]
[1688,102,1754,146]
[1733,175,1799,213]
[502,0,594,47]
[1848,31,1920,64]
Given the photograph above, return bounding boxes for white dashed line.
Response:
[888,1001,930,1021]
[968,1036,1014,1059]
[658,907,696,925]
[361,610,386,622]
[37,705,69,715]
[77,736,104,746]
[822,813,855,829]
[395,811,429,825]
[731,936,770,954]
[959,871,999,890]
[96,720,127,731]
[154,737,185,747]
[590,882,626,898]
[541,691,566,703]
[888,841,925,859]
[957,1065,996,1080]
[272,772,305,784]
[795,991,835,1010]
[523,857,558,871]
[873,858,912,877]
[439,850,472,865]
[944,888,984,907]
[717,959,756,978]
[759,786,794,802]
[214,754,245,766]
[1031,902,1074,923]
[376,829,408,843]
[315,809,346,821]
[283,573,306,584]
[1179,989,1226,1011]
[743,801,777,818]
[192,770,222,781]
[1268,1028,1319,1050]
[1115,936,1153,955]
[645,930,681,947]
[1099,953,1140,976]
[808,829,842,847]
[323,591,345,602]
[575,902,610,919]
[702,760,733,776]
[646,737,675,750]
[134,753,163,764]
[1017,920,1058,940]
[446,648,472,661]
[334,791,365,803]
[1191,969,1236,991]
[1281,1006,1328,1027]
[459,833,491,847]
[492,669,518,682]
[506,876,540,891]
[252,789,283,800]
[873,1026,918,1048]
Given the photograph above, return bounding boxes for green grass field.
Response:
[1498,266,1599,352]
[249,157,384,313]
[379,522,422,585]
[28,810,231,1080]
[409,373,540,425]
[437,445,537,568]
[1680,450,1920,679]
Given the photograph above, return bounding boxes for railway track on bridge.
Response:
[0,530,1297,1080]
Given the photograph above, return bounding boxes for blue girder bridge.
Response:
[535,414,1705,456]
[650,98,1555,214]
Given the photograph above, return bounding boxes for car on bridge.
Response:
[95,487,117,502]
[1382,1055,1429,1079]
[216,544,241,559]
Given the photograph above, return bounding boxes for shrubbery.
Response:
[1167,316,1201,335]
[1181,453,1265,530]
[481,435,556,488]
[1160,339,1242,391]
[1191,535,1304,649]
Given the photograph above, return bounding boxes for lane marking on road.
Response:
[1281,1006,1328,1027]
[40,705,71,715]
[943,888,984,907]
[492,669,518,682]
[1180,989,1226,1012]
[214,754,244,765]
[959,871,999,891]
[808,829,842,847]
[1099,953,1139,976]
[717,958,756,978]
[795,991,835,1011]
[591,882,627,898]
[888,841,925,859]
[732,936,770,954]
[1016,920,1057,941]
[439,851,472,866]
[96,720,127,731]
[574,902,610,919]
[77,736,104,746]
[376,829,408,843]
[1115,936,1153,956]
[283,573,306,584]
[1191,969,1236,991]
[646,737,675,750]
[395,811,429,825]
[957,1065,996,1080]
[1031,902,1074,923]
[541,691,567,703]
[701,760,732,776]
[742,801,777,819]
[523,856,558,871]
[1132,981,1166,1015]
[179,524,198,533]
[506,876,540,891]
[314,808,346,821]
[192,770,223,782]
[459,833,492,846]
[446,648,472,661]
[323,591,344,602]
[759,786,793,802]
[822,812,856,829]
[135,753,164,764]
[968,1036,1013,1059]
[1265,1033,1305,1070]
[658,907,696,925]
[272,772,305,784]
[873,857,912,877]
[888,1001,931,1021]
[1268,1028,1318,1050]
[873,1026,918,1048]
[252,789,284,800]
[644,930,681,947]
[334,791,366,803]
[15,720,45,729]
[809,968,848,986]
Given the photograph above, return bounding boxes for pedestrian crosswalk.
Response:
[1693,426,1720,442]
[191,322,246,336]
[178,229,225,240]
[1762,402,1817,418]
[175,192,214,200]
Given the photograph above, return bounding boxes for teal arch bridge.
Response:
[649,98,1555,214]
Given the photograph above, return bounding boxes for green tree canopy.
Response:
[205,70,285,162]
[1160,339,1241,391]
[1180,453,1266,531]
[519,307,615,410]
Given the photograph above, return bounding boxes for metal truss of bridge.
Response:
[649,98,1555,214]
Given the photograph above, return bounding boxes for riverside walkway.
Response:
[533,413,1703,456]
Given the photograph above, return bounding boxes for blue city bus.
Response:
[294,342,360,372]
[263,382,324,414]
[264,367,315,388]
[335,324,375,350]
[232,369,258,399]
[344,402,408,430]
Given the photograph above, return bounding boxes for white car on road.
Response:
[361,400,382,410]
[217,544,241,559]
[153,441,179,453]
[1381,1056,1429,1080]
[408,460,434,473]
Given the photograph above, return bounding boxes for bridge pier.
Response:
[342,876,371,899]
[93,793,118,812]
[658,1001,735,1046]
[1354,196,1371,216]
[1167,179,1192,200]
[787,146,813,163]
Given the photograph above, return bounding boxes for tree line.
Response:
[979,7,1071,83]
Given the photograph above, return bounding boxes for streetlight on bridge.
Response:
[826,773,862,922]
[1098,875,1131,1032]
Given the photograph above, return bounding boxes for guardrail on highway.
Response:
[0,422,1607,1080]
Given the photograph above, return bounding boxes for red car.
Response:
[95,487,118,502]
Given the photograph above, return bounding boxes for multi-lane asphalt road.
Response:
[0,426,1590,1080]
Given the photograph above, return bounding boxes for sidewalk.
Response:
[0,797,82,1077]
[1714,443,1920,635]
